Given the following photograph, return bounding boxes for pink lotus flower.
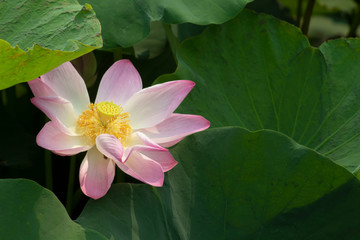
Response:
[28,60,210,199]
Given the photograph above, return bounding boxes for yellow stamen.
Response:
[77,102,132,145]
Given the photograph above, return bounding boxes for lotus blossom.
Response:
[28,60,210,199]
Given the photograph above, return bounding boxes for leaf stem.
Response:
[296,0,303,27]
[163,23,180,64]
[66,155,77,215]
[347,6,360,37]
[301,0,316,36]
[1,90,7,106]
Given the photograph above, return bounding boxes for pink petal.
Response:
[31,96,78,136]
[53,147,92,156]
[123,132,166,162]
[135,132,166,150]
[40,62,90,115]
[96,134,124,162]
[95,60,142,105]
[158,138,184,147]
[37,121,91,156]
[141,150,177,172]
[124,80,195,130]
[79,147,115,199]
[116,151,164,187]
[28,78,57,97]
[140,113,210,147]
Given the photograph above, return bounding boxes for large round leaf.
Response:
[0,0,102,89]
[77,127,360,239]
[0,179,107,240]
[78,0,253,49]
[156,9,360,171]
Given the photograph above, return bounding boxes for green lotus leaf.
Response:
[156,9,360,172]
[78,0,253,49]
[0,0,102,90]
[77,128,360,239]
[4,128,360,238]
[0,179,107,240]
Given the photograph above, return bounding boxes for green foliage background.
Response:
[2,0,360,239]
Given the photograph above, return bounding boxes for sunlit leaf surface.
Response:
[0,0,102,90]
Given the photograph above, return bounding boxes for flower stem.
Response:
[66,155,77,215]
[301,0,316,36]
[72,188,83,208]
[44,151,53,190]
[113,47,123,62]
[115,167,126,183]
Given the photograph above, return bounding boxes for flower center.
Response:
[77,102,132,145]
[96,101,121,124]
